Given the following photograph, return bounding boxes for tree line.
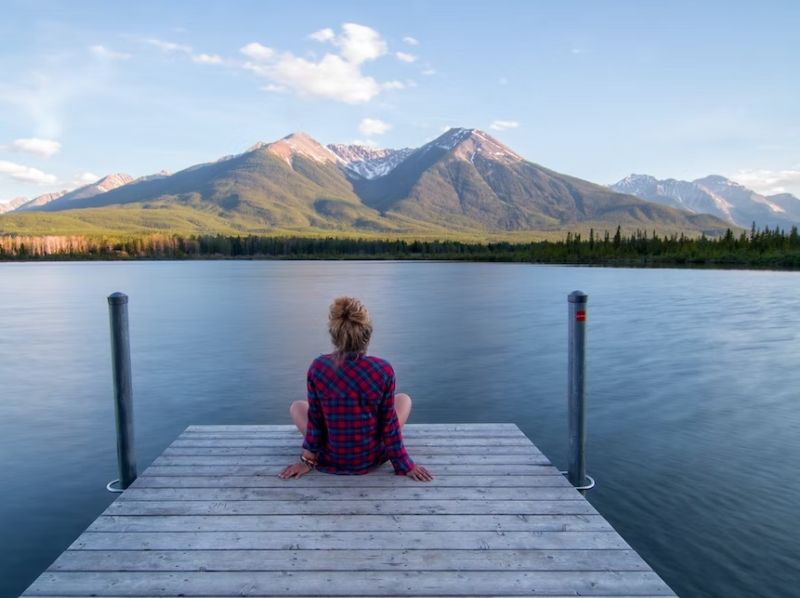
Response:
[1,224,800,268]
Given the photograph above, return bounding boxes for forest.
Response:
[2,225,799,269]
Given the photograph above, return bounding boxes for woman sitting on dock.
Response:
[280,296,433,482]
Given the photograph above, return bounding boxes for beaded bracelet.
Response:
[300,455,317,470]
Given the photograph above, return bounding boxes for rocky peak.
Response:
[136,170,172,183]
[63,174,133,201]
[428,128,523,165]
[265,132,339,166]
[0,197,31,214]
[17,190,69,210]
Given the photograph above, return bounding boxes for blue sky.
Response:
[1,0,799,203]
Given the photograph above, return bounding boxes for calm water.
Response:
[0,261,798,597]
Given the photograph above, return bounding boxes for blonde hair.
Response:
[328,296,372,358]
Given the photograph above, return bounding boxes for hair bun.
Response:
[328,297,372,356]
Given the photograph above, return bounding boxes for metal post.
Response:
[108,292,137,490]
[567,290,589,491]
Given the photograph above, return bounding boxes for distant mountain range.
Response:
[610,174,800,230]
[0,129,733,237]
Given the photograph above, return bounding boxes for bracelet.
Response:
[300,455,317,470]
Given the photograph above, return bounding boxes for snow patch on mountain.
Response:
[327,144,414,180]
[610,173,799,228]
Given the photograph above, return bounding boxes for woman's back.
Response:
[304,353,413,474]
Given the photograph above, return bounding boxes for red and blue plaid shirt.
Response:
[302,353,414,475]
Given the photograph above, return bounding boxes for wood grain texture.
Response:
[22,424,676,597]
[24,571,675,596]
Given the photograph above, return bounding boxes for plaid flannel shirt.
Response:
[302,353,414,475]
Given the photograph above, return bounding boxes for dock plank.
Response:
[24,571,675,596]
[131,474,566,488]
[48,548,651,572]
[87,514,613,533]
[104,499,599,516]
[21,423,676,597]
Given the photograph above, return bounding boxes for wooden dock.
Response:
[23,423,676,597]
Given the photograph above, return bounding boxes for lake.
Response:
[0,261,798,598]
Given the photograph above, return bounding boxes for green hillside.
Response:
[0,130,736,239]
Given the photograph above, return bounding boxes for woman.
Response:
[279,296,433,482]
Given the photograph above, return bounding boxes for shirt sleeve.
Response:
[302,365,326,453]
[378,367,414,474]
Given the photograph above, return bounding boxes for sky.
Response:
[1,0,799,204]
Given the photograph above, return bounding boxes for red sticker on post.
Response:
[576,310,586,322]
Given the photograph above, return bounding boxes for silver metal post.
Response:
[567,290,589,491]
[108,292,137,490]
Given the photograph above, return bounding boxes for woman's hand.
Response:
[405,465,433,482]
[279,462,313,479]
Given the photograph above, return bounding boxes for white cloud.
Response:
[309,28,335,42]
[260,84,288,93]
[403,37,419,45]
[145,39,192,53]
[144,37,223,66]
[0,160,59,185]
[359,118,392,136]
[338,23,387,65]
[192,53,223,65]
[729,168,800,196]
[245,54,381,104]
[71,172,99,187]
[352,138,379,148]
[241,42,275,62]
[8,138,61,157]
[396,52,417,63]
[90,45,132,60]
[240,24,397,104]
[489,120,520,131]
[421,68,436,75]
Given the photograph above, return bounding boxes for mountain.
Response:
[133,170,171,183]
[610,174,800,229]
[42,174,134,210]
[1,129,733,237]
[767,193,800,221]
[327,144,415,180]
[14,190,68,211]
[345,129,728,233]
[0,197,31,214]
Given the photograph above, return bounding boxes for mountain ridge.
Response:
[610,173,800,229]
[1,128,734,237]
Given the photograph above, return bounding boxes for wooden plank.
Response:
[23,571,675,596]
[49,548,650,572]
[153,458,550,467]
[104,499,599,517]
[169,436,542,455]
[132,475,567,489]
[21,424,677,598]
[177,435,534,447]
[68,530,631,551]
[88,514,612,533]
[116,486,579,502]
[163,445,547,456]
[176,431,534,447]
[186,423,522,433]
[136,464,555,476]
